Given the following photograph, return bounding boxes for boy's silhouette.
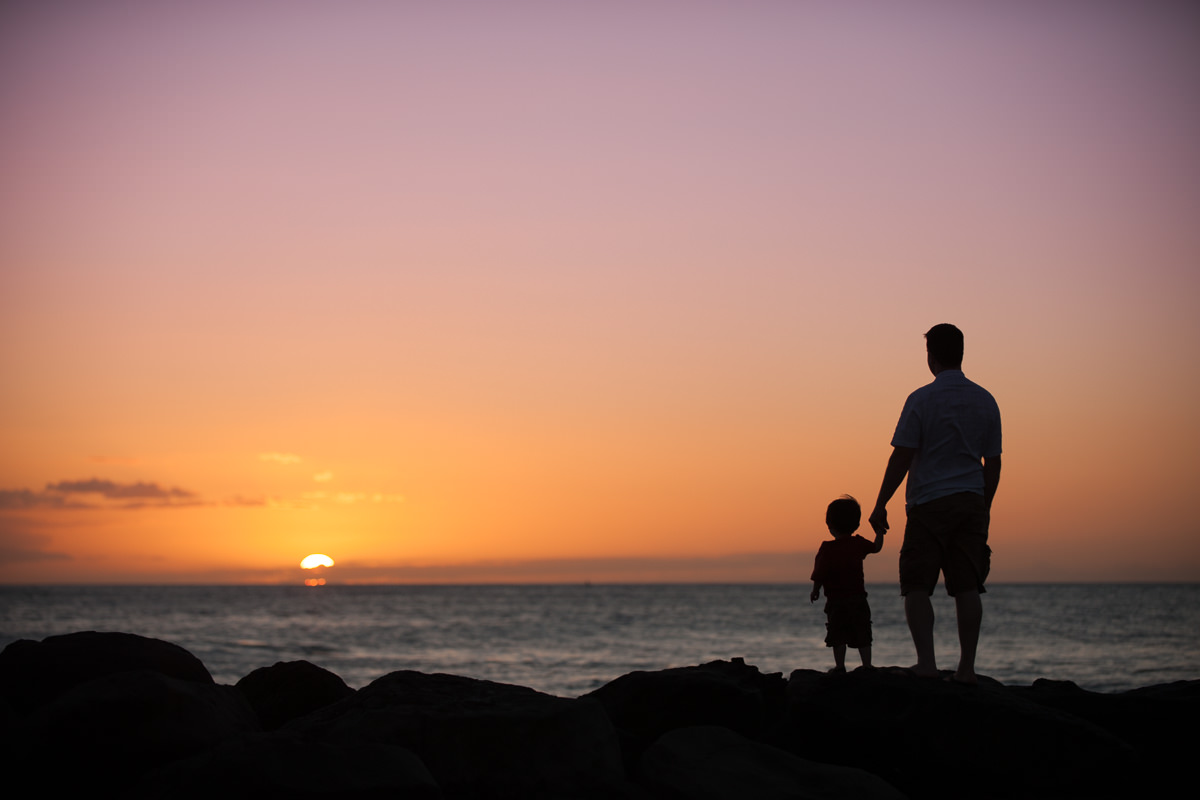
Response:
[810,495,884,672]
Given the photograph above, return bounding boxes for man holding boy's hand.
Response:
[870,323,1001,685]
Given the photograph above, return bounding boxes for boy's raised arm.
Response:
[868,526,885,554]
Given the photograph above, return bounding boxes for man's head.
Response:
[925,323,964,372]
[826,495,861,538]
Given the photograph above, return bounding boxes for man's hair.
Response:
[925,323,964,369]
[826,495,861,536]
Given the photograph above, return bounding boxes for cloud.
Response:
[1,479,205,510]
[312,471,333,482]
[259,452,302,464]
[223,495,268,507]
[257,497,311,510]
[0,489,72,510]
[47,479,197,501]
[2,477,404,514]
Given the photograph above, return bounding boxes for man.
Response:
[869,324,1001,684]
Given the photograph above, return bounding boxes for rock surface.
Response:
[584,656,787,778]
[0,630,212,714]
[287,669,629,798]
[22,669,256,774]
[236,659,354,730]
[139,730,441,799]
[782,667,1141,799]
[1,632,1195,799]
[642,724,906,800]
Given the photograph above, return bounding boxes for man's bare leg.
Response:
[904,593,939,676]
[954,589,982,684]
[858,645,873,668]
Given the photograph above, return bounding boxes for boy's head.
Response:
[826,495,861,537]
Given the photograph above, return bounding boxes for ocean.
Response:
[2,583,1196,696]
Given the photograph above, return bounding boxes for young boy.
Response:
[810,495,884,672]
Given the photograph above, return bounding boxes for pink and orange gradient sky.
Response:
[2,1,1198,584]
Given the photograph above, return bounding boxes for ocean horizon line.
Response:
[4,579,1197,588]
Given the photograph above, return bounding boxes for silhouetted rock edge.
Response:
[1,631,1194,799]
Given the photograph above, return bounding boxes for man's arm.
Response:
[869,446,915,535]
[983,454,1001,510]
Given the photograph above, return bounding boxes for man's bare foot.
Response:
[950,670,978,686]
[828,665,846,674]
[906,663,940,678]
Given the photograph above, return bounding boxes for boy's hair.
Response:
[826,495,861,535]
[925,323,964,369]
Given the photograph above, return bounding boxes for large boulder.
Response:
[583,657,787,772]
[0,631,213,714]
[236,659,355,730]
[13,668,258,794]
[782,668,1140,799]
[642,725,906,800]
[1007,677,1200,793]
[288,670,629,799]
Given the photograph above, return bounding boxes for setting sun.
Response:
[301,554,335,569]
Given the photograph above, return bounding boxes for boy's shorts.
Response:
[824,595,872,648]
[900,491,991,597]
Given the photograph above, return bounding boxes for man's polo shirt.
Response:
[891,370,1002,508]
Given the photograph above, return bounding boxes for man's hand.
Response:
[869,505,889,536]
[872,446,913,534]
[810,587,820,603]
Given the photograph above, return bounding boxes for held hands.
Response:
[868,505,889,536]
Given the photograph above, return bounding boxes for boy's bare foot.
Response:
[828,665,846,674]
[950,670,978,686]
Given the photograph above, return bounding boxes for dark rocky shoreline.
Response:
[2,631,1194,798]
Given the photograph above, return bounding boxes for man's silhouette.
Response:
[869,324,1001,684]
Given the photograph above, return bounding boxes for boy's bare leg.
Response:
[858,645,872,668]
[832,644,847,672]
[904,593,939,676]
[954,589,982,684]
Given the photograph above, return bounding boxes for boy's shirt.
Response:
[811,535,874,599]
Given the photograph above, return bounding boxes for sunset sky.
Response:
[2,1,1198,584]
